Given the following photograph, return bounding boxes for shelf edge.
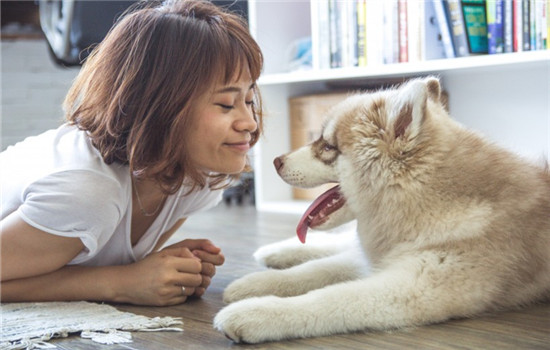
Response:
[258,51,550,86]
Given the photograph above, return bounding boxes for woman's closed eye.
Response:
[216,100,254,111]
[217,103,235,110]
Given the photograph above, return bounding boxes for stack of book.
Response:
[311,0,549,70]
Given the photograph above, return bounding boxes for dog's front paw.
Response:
[223,270,281,303]
[214,296,298,343]
[253,240,306,269]
[253,237,339,269]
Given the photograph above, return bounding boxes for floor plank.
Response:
[50,204,550,349]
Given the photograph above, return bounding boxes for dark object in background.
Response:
[38,0,137,66]
[38,0,249,67]
[223,172,255,206]
[1,1,43,39]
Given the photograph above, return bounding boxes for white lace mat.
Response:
[0,301,183,350]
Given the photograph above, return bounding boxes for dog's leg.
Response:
[254,229,357,269]
[223,248,368,303]
[215,252,494,343]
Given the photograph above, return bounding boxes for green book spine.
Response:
[462,0,489,53]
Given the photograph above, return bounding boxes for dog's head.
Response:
[274,77,446,243]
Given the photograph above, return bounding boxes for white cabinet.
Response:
[248,0,550,213]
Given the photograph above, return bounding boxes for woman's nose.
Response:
[235,106,257,133]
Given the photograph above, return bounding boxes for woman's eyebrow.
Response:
[215,83,255,94]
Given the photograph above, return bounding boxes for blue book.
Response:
[443,0,470,56]
[486,0,504,54]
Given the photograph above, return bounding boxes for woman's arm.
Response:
[1,246,203,305]
[1,213,203,305]
[1,211,84,281]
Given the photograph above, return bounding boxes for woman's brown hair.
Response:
[64,0,263,194]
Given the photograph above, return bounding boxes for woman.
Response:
[0,0,263,306]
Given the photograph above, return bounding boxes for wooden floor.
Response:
[51,204,550,350]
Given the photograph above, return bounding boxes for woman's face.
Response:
[187,69,257,174]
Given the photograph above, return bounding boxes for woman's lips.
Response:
[224,142,250,152]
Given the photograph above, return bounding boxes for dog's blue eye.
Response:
[323,144,337,152]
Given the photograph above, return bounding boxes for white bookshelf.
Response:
[248,0,550,213]
[259,51,550,85]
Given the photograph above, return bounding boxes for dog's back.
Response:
[351,81,550,310]
[433,117,550,309]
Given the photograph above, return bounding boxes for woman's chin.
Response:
[204,163,247,175]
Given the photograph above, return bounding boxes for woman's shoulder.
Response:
[1,125,131,219]
[2,124,130,187]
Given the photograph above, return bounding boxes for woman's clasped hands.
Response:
[119,239,225,306]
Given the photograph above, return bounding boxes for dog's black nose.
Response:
[273,157,284,172]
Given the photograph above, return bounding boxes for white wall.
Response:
[441,62,549,162]
[1,39,80,150]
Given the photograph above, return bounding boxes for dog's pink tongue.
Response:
[297,185,343,243]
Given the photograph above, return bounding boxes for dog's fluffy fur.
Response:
[214,77,550,343]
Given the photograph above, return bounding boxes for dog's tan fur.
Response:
[214,77,550,343]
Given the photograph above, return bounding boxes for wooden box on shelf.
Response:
[289,92,349,200]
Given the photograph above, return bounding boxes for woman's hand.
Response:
[116,246,204,306]
[162,239,225,297]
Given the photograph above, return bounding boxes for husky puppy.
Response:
[214,77,550,343]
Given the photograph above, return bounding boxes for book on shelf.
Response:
[487,0,505,54]
[533,0,548,50]
[309,0,549,72]
[357,0,367,66]
[522,0,531,51]
[398,0,409,62]
[329,0,342,68]
[530,0,536,50]
[382,0,399,64]
[503,0,514,52]
[424,0,449,59]
[432,0,457,58]
[443,0,471,56]
[311,0,331,70]
[288,92,349,200]
[512,0,523,51]
[462,0,489,53]
[346,0,359,67]
[408,0,423,62]
[365,0,384,65]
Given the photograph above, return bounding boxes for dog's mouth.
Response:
[297,185,346,243]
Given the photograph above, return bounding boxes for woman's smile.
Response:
[187,70,257,174]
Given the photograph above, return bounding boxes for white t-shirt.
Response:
[1,124,223,266]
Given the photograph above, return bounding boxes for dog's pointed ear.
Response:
[425,76,441,102]
[392,77,439,139]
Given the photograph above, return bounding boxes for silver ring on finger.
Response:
[181,286,186,295]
